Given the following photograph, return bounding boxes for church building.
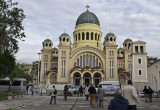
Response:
[39,6,148,91]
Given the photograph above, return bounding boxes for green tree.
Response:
[12,63,32,83]
[0,50,15,92]
[0,0,26,54]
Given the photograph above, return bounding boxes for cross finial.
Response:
[85,4,90,11]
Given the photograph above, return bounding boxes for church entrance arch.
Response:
[83,73,91,86]
[94,73,101,86]
[74,72,81,86]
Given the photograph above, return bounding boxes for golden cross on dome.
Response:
[85,4,90,10]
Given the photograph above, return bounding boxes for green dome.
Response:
[60,33,69,36]
[106,32,115,37]
[44,39,52,42]
[118,47,123,51]
[52,47,58,50]
[124,38,132,43]
[76,10,100,26]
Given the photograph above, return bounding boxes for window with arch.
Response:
[95,33,97,40]
[77,58,79,66]
[67,38,69,42]
[83,55,85,67]
[82,32,85,40]
[86,32,89,40]
[91,32,93,40]
[106,38,108,42]
[114,38,116,41]
[78,33,81,40]
[76,35,77,41]
[110,37,113,41]
[80,56,82,67]
[63,38,65,42]
[93,56,95,67]
[128,43,131,49]
[90,55,92,67]
[98,34,100,40]
[46,43,48,46]
[96,58,98,66]
[125,43,127,47]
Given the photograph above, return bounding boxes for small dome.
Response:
[76,10,100,26]
[52,47,58,50]
[60,33,69,37]
[118,47,123,51]
[124,38,132,43]
[106,32,115,37]
[43,39,52,42]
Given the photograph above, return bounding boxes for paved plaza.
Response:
[0,94,160,110]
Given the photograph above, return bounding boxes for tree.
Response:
[11,63,32,83]
[0,0,26,54]
[0,50,15,92]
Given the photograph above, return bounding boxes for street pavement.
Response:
[1,94,160,110]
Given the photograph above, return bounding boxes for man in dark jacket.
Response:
[88,84,96,107]
[148,86,153,103]
[108,88,129,110]
[143,85,148,102]
[64,85,69,101]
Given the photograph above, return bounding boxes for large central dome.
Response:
[76,10,100,26]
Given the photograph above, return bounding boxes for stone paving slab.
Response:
[1,94,160,110]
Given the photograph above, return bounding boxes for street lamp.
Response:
[37,52,41,86]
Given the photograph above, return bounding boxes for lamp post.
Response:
[37,53,41,86]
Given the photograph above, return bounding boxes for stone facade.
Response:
[38,8,148,91]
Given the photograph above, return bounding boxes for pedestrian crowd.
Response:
[48,80,154,110]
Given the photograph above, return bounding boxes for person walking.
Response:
[49,85,57,104]
[79,85,83,97]
[95,85,98,105]
[108,88,129,110]
[97,85,105,108]
[84,85,89,101]
[88,84,96,108]
[143,85,148,102]
[122,80,139,110]
[64,85,69,101]
[30,85,34,96]
[26,85,29,95]
[148,86,153,103]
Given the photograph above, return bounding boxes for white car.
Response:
[46,84,76,96]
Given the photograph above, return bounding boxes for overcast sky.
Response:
[13,0,160,64]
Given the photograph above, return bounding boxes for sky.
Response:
[13,0,160,64]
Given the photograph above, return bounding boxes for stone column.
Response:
[91,77,93,84]
[81,77,83,86]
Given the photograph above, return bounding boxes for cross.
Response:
[85,4,90,10]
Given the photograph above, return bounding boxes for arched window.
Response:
[77,58,79,66]
[82,32,84,40]
[86,32,89,40]
[78,33,81,41]
[106,38,108,42]
[67,38,69,42]
[49,43,51,47]
[98,34,100,40]
[90,55,92,68]
[83,55,85,67]
[128,43,131,49]
[99,63,101,68]
[125,43,127,47]
[96,58,98,66]
[93,56,95,67]
[114,38,116,41]
[63,38,65,42]
[91,32,93,40]
[110,37,112,41]
[95,33,97,40]
[76,35,77,41]
[80,56,82,67]
[46,43,48,46]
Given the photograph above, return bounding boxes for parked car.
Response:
[46,84,76,96]
[138,91,159,98]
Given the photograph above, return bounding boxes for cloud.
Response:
[13,0,160,64]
